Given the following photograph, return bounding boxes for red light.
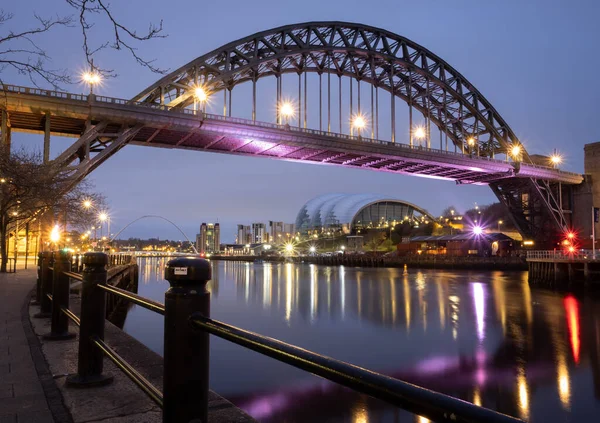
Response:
[568,246,575,253]
[567,232,575,240]
[562,240,571,246]
[564,296,580,364]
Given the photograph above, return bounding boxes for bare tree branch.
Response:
[0,10,72,88]
[65,0,168,77]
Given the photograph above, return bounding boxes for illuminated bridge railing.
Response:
[1,83,583,179]
[35,251,523,423]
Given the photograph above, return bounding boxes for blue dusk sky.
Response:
[4,0,600,243]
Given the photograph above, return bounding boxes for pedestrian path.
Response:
[0,266,55,423]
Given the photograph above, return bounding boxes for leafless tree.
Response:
[0,148,105,272]
[0,1,167,89]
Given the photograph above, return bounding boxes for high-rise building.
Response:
[197,223,220,253]
[251,223,267,244]
[236,225,252,245]
[269,221,296,244]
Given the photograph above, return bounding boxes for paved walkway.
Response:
[0,266,57,423]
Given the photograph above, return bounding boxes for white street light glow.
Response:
[414,126,427,140]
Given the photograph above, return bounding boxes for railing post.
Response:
[34,252,53,318]
[43,251,76,340]
[163,257,212,423]
[66,252,113,387]
[31,253,43,305]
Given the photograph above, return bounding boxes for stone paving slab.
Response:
[0,267,57,423]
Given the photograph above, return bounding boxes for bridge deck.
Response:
[2,84,583,185]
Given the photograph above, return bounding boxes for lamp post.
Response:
[50,225,61,251]
[497,220,503,232]
[83,200,110,251]
[12,210,19,263]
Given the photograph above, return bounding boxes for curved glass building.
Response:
[295,193,434,234]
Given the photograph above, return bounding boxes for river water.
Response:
[122,258,600,422]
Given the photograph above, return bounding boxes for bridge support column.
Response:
[584,262,590,284]
[1,109,11,152]
[568,263,574,283]
[43,113,51,163]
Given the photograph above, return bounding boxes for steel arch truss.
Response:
[54,122,142,187]
[133,21,524,158]
[490,178,569,243]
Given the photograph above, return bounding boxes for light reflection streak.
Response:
[285,263,293,323]
[340,266,346,320]
[403,275,411,331]
[564,296,580,364]
[352,404,369,423]
[472,283,485,341]
[263,263,271,308]
[517,372,529,420]
[449,295,459,340]
[436,280,445,330]
[245,263,250,302]
[310,264,317,322]
[390,277,397,326]
[416,272,427,330]
[473,388,481,406]
[491,274,506,334]
[557,354,571,409]
[521,278,533,325]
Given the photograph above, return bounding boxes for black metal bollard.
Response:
[163,257,212,423]
[34,252,53,318]
[66,253,113,387]
[31,253,43,305]
[43,251,76,340]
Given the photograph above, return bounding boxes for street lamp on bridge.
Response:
[279,101,295,125]
[510,144,522,162]
[413,126,427,146]
[193,86,209,113]
[550,150,562,168]
[82,67,102,95]
[351,114,367,138]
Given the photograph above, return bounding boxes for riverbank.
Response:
[210,254,528,271]
[26,278,255,422]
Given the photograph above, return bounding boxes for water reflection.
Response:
[124,259,600,422]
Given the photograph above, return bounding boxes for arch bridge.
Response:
[0,22,583,245]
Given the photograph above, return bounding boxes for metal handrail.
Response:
[189,313,520,423]
[97,284,165,315]
[92,335,164,407]
[527,250,600,260]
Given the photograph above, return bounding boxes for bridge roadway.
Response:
[1,84,583,186]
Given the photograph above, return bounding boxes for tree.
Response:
[0,148,104,272]
[441,206,459,217]
[1,2,166,88]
